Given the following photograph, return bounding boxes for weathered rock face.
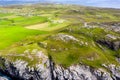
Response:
[97,38,120,51]
[0,53,120,80]
[51,33,79,42]
[53,65,113,80]
[97,34,120,51]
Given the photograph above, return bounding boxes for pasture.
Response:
[0,12,68,50]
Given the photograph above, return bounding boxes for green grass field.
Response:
[0,26,47,50]
[0,14,49,50]
[0,12,68,50]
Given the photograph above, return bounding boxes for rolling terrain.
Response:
[0,4,120,80]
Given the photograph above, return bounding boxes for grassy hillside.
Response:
[0,4,120,68]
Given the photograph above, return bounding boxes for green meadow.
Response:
[0,11,68,50]
[0,26,47,50]
[0,14,49,50]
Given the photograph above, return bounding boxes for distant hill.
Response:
[0,0,120,8]
[0,1,41,6]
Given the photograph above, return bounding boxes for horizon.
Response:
[0,0,120,9]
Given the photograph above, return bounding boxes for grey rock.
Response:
[0,76,9,80]
[52,33,79,42]
[0,53,120,80]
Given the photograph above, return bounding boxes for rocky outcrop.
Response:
[51,33,79,42]
[53,65,112,80]
[0,52,120,80]
[96,34,120,51]
[97,39,120,51]
[102,64,120,80]
[86,22,120,33]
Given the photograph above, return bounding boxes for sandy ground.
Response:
[25,22,49,30]
[2,15,19,19]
